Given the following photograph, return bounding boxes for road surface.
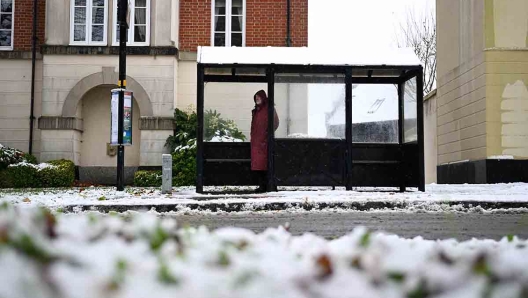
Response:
[170,211,528,241]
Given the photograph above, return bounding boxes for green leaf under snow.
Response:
[150,226,169,251]
[360,231,371,248]
[158,263,179,285]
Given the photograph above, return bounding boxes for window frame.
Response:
[211,0,246,47]
[0,0,14,51]
[112,0,150,46]
[69,0,109,46]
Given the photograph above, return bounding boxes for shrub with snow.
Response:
[172,141,196,187]
[134,170,162,187]
[0,159,74,188]
[0,205,527,298]
[164,108,245,186]
[0,143,37,170]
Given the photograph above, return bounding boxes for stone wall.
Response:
[0,59,42,157]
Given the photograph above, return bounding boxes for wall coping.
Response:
[41,45,178,56]
[424,89,437,102]
[38,116,174,131]
[484,47,528,52]
[38,116,83,132]
[139,117,174,130]
[0,51,43,60]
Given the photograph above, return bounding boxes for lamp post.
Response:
[116,0,128,191]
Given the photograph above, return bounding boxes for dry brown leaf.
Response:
[22,198,31,203]
[316,254,333,280]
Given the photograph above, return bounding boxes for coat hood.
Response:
[254,90,268,106]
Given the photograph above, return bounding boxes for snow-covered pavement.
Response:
[1,205,527,298]
[1,184,528,213]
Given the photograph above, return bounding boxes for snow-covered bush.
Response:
[204,110,246,143]
[1,205,528,298]
[164,108,244,186]
[0,159,74,188]
[165,108,246,152]
[172,140,196,186]
[38,159,75,187]
[0,162,40,188]
[134,170,162,187]
[0,143,37,170]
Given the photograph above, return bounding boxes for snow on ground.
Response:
[1,204,527,298]
[1,184,528,212]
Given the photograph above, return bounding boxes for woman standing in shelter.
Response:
[251,90,279,193]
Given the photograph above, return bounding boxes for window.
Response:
[113,0,150,46]
[0,0,13,50]
[70,0,108,45]
[212,0,245,47]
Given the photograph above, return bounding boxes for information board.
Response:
[110,89,133,146]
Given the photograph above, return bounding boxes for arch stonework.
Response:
[61,67,154,117]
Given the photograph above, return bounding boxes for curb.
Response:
[59,200,528,213]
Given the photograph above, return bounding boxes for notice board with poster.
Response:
[110,89,133,146]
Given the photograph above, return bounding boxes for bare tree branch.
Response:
[395,6,437,99]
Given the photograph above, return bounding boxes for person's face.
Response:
[255,95,263,105]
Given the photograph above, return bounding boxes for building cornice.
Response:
[0,51,43,60]
[41,45,178,56]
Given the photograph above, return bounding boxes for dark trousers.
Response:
[254,170,267,190]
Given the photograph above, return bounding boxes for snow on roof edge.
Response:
[197,46,422,67]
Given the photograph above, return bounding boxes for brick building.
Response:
[0,0,45,154]
[0,0,308,184]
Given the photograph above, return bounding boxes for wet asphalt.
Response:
[169,211,528,241]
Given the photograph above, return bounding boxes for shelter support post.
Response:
[116,0,128,191]
[398,82,406,192]
[267,67,276,192]
[196,64,205,193]
[345,68,353,190]
[417,68,426,192]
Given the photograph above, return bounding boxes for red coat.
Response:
[251,90,279,171]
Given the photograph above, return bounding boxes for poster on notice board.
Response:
[110,89,133,146]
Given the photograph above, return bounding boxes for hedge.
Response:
[0,163,39,188]
[0,159,75,189]
[39,159,75,187]
[134,170,162,187]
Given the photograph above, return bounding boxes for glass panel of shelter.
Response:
[203,82,265,142]
[272,72,346,188]
[274,73,346,139]
[403,76,418,143]
[200,70,409,144]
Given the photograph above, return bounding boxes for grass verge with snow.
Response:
[1,203,527,298]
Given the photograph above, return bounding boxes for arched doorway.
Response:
[79,85,141,167]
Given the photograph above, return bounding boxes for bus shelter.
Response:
[195,47,425,193]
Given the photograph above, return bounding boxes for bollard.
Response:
[162,154,172,194]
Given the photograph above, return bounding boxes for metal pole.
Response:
[267,67,276,192]
[398,82,406,192]
[345,68,353,190]
[417,68,425,192]
[29,0,38,155]
[196,64,205,194]
[116,0,128,191]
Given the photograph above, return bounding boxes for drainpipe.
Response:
[286,0,291,47]
[286,0,292,135]
[29,0,38,155]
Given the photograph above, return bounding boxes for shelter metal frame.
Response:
[196,63,425,193]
